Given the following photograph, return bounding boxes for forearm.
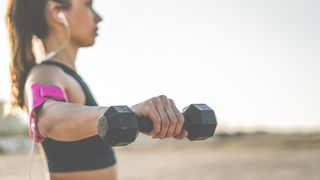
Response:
[37,99,108,142]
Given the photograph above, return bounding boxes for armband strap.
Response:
[29,83,68,143]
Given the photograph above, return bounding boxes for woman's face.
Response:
[64,0,102,47]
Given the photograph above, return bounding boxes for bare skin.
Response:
[24,0,187,180]
[49,165,118,180]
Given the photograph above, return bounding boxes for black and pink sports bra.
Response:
[40,60,116,172]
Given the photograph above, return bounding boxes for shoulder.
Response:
[23,63,70,111]
[26,63,67,86]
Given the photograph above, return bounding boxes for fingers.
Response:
[141,95,186,139]
[151,95,185,139]
[169,98,185,136]
[145,101,161,138]
[174,129,188,139]
[160,96,177,138]
[152,96,170,139]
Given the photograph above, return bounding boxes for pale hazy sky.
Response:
[1,0,319,131]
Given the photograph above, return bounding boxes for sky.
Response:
[1,0,320,132]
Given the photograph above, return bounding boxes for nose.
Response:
[95,11,103,23]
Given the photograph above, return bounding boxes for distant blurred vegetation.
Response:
[0,100,30,154]
[0,101,28,136]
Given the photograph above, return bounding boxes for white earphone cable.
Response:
[26,140,35,180]
[26,13,71,180]
[43,14,71,60]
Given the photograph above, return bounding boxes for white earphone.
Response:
[57,11,69,27]
[42,11,70,60]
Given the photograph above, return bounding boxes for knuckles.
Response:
[143,95,185,139]
[177,114,185,123]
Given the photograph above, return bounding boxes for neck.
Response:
[43,30,78,71]
[51,47,78,71]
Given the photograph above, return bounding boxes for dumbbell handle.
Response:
[137,116,187,133]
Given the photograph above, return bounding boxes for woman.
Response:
[6,0,188,179]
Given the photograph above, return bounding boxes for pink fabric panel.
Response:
[29,83,68,143]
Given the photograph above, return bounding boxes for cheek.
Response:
[69,10,93,30]
[71,16,94,34]
[70,27,95,46]
[68,11,96,45]
[70,19,93,38]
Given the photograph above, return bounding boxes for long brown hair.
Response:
[6,0,70,110]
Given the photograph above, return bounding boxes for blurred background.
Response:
[0,0,319,180]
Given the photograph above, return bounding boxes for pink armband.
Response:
[29,83,68,143]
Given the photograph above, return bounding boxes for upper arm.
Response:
[24,64,70,141]
[24,64,68,112]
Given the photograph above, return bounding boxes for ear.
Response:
[46,1,67,27]
[57,11,69,27]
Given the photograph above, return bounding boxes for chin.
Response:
[84,42,95,47]
[81,40,95,47]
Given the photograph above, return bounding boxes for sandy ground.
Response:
[0,133,320,180]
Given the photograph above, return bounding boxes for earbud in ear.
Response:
[57,11,69,27]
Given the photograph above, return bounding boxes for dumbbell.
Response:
[97,104,217,146]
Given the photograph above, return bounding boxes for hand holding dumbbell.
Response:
[137,103,217,141]
[97,96,217,146]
